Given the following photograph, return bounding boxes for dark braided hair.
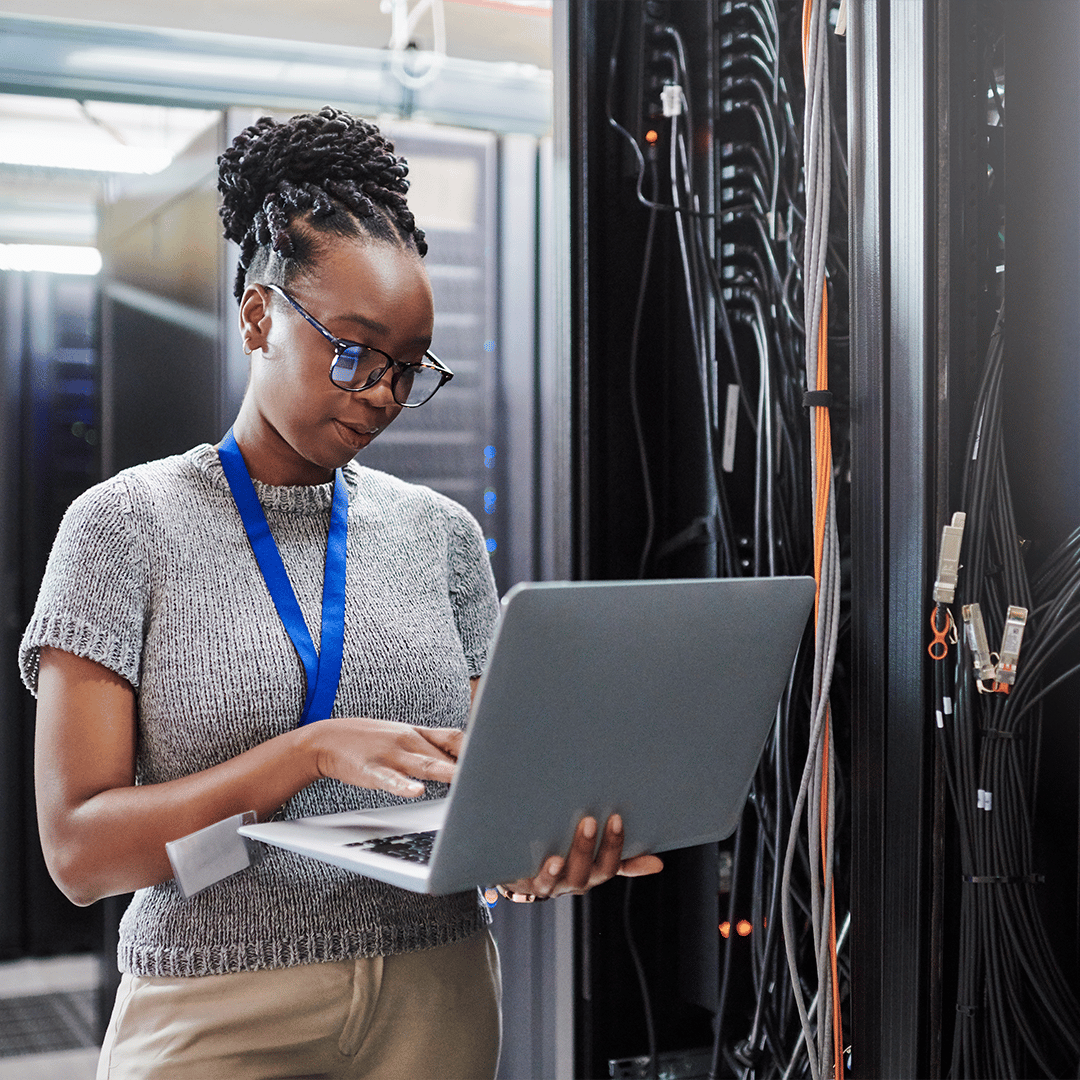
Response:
[217,106,428,302]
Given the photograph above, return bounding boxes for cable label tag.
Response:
[722,384,739,473]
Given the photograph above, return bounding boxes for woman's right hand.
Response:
[35,647,465,905]
[302,718,462,798]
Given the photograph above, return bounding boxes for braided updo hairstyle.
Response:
[218,106,428,302]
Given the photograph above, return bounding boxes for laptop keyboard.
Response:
[344,830,437,865]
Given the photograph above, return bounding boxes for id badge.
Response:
[166,811,260,900]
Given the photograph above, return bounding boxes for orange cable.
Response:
[815,285,842,1080]
[819,704,842,1077]
[802,0,811,79]
[803,2,843,1073]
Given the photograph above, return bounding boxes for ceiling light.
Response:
[66,47,383,96]
[0,209,98,243]
[0,139,173,174]
[0,244,101,274]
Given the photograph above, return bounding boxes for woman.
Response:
[20,107,660,1079]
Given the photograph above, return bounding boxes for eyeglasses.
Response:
[263,283,453,408]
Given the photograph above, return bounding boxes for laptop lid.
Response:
[421,576,815,893]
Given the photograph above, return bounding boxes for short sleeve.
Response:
[19,475,149,695]
[446,507,499,679]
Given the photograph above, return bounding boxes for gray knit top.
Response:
[19,443,499,977]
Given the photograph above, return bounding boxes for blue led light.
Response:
[485,538,497,553]
[484,340,496,353]
[484,490,497,514]
[484,445,496,469]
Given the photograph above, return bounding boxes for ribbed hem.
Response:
[119,908,491,977]
[20,612,142,693]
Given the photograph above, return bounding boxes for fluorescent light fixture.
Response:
[0,209,98,243]
[0,138,173,174]
[0,244,101,274]
[66,48,383,96]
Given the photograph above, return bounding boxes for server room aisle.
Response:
[0,955,99,1078]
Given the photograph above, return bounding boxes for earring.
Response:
[243,343,252,355]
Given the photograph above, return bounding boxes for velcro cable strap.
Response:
[963,874,1045,885]
[803,390,833,408]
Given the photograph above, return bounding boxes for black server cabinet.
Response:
[1,269,100,960]
[565,0,1080,1076]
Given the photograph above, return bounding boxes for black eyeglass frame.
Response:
[263,283,454,408]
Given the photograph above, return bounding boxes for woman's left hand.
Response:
[497,814,664,902]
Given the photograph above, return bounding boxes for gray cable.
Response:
[781,913,852,1080]
[629,203,660,578]
[670,116,721,548]
[780,2,842,1078]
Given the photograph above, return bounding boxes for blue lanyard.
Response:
[218,429,348,727]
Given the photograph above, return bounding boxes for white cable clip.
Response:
[933,512,966,605]
[834,0,848,37]
[962,603,997,689]
[994,606,1028,687]
[382,0,447,90]
[661,82,684,118]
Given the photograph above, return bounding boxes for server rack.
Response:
[0,270,100,960]
[570,1,1080,1077]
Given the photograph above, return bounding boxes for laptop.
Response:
[239,576,816,895]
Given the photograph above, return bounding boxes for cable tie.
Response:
[660,82,684,118]
[802,390,833,408]
[962,874,1045,885]
[982,727,1021,740]
[976,789,993,811]
[955,1004,979,1017]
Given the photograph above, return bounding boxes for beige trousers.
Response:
[96,929,501,1080]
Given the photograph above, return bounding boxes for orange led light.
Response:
[721,919,760,938]
[645,129,659,144]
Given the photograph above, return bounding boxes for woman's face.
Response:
[236,235,434,485]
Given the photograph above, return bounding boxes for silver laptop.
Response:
[239,576,815,894]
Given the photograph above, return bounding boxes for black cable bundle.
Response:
[934,303,1080,1078]
[606,0,739,580]
[712,4,851,1078]
[717,0,812,583]
[606,2,851,1076]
